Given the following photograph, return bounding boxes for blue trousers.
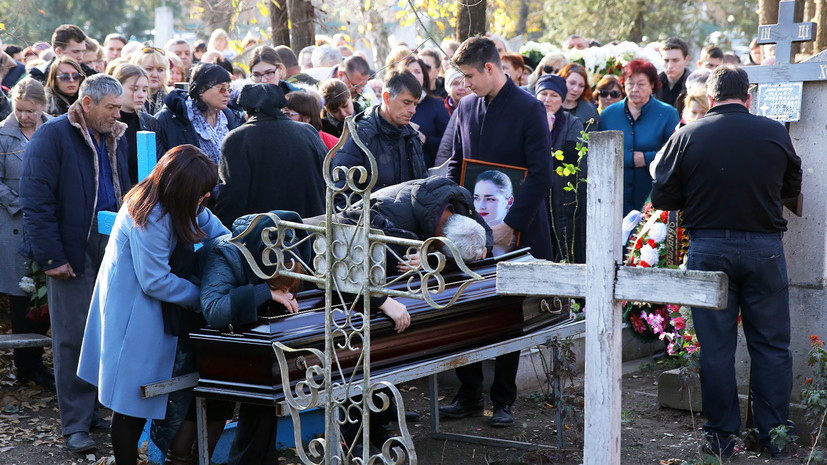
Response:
[688,230,792,447]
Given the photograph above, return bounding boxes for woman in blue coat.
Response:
[599,58,680,215]
[77,145,229,464]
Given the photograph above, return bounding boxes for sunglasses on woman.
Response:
[57,73,83,83]
[598,90,622,99]
[542,65,561,75]
[142,46,166,56]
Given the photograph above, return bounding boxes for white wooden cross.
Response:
[496,131,729,465]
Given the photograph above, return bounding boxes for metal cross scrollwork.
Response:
[229,116,483,464]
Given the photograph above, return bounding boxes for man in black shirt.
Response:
[651,65,802,460]
[655,37,690,108]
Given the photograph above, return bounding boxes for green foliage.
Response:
[0,0,184,44]
[528,336,582,428]
[803,334,827,464]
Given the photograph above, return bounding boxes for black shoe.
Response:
[64,432,97,453]
[702,437,735,461]
[404,410,421,422]
[91,415,111,431]
[439,397,484,419]
[18,367,55,390]
[490,405,514,427]
[762,445,790,460]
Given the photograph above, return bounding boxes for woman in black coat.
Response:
[403,56,449,168]
[535,74,587,263]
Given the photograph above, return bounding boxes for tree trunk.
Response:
[269,0,290,47]
[803,0,816,53]
[628,1,645,44]
[815,0,827,53]
[366,7,391,76]
[455,0,487,42]
[759,0,780,25]
[515,0,529,37]
[288,0,315,53]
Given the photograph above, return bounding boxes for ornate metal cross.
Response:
[228,116,482,464]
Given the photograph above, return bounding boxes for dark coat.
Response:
[155,89,243,153]
[655,69,688,107]
[448,78,554,260]
[18,102,131,273]
[340,176,492,245]
[410,94,450,168]
[200,210,310,330]
[434,111,457,168]
[214,84,327,228]
[548,112,587,263]
[332,105,427,192]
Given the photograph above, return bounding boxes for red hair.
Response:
[621,58,661,92]
[558,63,593,102]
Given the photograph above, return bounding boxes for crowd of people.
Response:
[0,21,798,464]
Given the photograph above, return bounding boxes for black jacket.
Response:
[155,89,243,153]
[214,84,327,228]
[651,104,802,232]
[332,105,427,193]
[548,112,587,263]
[655,69,688,108]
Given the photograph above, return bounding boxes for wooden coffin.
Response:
[191,249,571,406]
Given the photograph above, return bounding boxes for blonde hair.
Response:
[11,77,47,106]
[208,28,230,51]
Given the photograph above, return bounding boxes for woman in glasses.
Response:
[44,56,84,116]
[403,55,449,168]
[598,59,680,215]
[524,52,568,95]
[77,145,230,465]
[132,47,169,115]
[157,63,242,202]
[559,63,600,129]
[248,45,298,97]
[594,75,625,114]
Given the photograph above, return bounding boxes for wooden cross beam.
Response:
[746,0,820,84]
[496,131,728,465]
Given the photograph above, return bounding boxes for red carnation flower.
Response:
[660,211,668,222]
[639,261,650,268]
[672,316,686,330]
[647,238,657,248]
[635,238,643,250]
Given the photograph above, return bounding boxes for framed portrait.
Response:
[460,159,528,252]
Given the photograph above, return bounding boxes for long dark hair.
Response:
[126,145,218,244]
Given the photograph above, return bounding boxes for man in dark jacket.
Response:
[19,74,130,454]
[331,69,426,194]
[651,66,802,460]
[29,24,98,83]
[442,36,553,428]
[655,37,691,108]
[214,83,327,228]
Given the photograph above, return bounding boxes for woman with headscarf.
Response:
[535,74,587,263]
[44,56,84,116]
[156,63,243,201]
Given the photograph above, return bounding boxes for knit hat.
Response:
[535,74,567,99]
[444,68,464,89]
[188,63,231,111]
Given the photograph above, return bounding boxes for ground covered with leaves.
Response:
[0,296,807,464]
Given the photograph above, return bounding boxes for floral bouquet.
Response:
[18,259,49,323]
[622,201,689,343]
[519,41,562,67]
[566,41,664,86]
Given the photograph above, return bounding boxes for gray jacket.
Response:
[0,112,51,294]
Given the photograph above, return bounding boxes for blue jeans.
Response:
[688,230,792,447]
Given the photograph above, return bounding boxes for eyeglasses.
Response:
[542,65,560,75]
[211,85,231,95]
[57,73,83,83]
[283,109,301,119]
[598,90,622,99]
[251,69,277,82]
[142,46,165,56]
